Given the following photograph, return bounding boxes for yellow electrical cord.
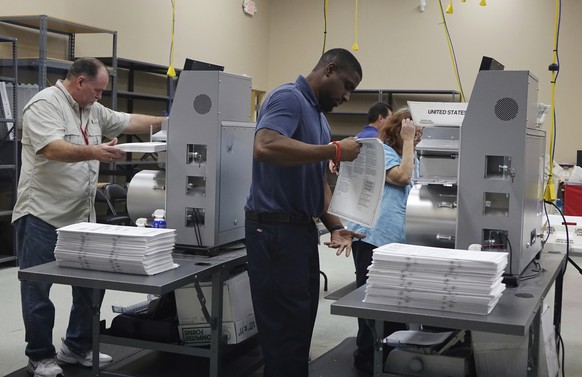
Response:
[438,1,465,101]
[543,0,561,202]
[322,0,328,55]
[166,0,177,78]
[352,0,359,51]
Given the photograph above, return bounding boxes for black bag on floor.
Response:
[108,292,179,343]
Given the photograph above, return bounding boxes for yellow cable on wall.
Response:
[543,0,562,202]
[322,0,328,55]
[166,0,177,77]
[352,0,359,51]
[438,0,465,101]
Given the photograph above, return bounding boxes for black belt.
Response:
[245,211,314,224]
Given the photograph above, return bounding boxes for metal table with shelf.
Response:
[331,251,566,377]
[18,248,262,377]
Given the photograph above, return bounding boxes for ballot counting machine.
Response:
[406,70,547,285]
[126,70,255,254]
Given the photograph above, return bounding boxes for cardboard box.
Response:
[540,304,559,377]
[471,331,528,377]
[545,214,582,255]
[175,271,253,325]
[178,312,257,345]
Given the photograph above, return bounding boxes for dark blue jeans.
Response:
[16,215,104,360]
[245,219,320,377]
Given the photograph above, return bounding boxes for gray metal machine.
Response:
[456,70,546,282]
[127,70,255,254]
[406,70,546,283]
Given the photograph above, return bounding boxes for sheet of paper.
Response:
[115,142,167,153]
[386,330,455,347]
[328,138,385,228]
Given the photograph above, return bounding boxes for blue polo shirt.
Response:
[245,75,331,216]
[356,125,379,138]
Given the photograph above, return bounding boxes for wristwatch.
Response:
[330,224,345,232]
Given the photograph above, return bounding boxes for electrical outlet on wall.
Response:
[242,0,257,16]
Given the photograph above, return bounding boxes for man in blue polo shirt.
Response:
[356,101,393,138]
[244,48,365,377]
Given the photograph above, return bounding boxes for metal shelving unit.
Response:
[97,57,178,114]
[0,15,118,108]
[0,35,18,264]
[0,16,119,261]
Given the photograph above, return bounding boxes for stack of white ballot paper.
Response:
[54,222,178,275]
[364,243,508,315]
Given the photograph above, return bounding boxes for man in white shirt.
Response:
[12,57,166,377]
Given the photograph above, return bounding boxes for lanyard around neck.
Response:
[79,115,89,145]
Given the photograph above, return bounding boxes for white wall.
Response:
[267,0,581,163]
[0,0,272,90]
[1,0,580,162]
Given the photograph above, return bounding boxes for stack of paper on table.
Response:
[363,243,508,315]
[54,222,178,275]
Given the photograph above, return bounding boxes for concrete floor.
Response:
[1,235,582,376]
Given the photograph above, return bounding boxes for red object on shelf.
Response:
[564,183,582,216]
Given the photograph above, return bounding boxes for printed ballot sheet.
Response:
[328,138,385,228]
